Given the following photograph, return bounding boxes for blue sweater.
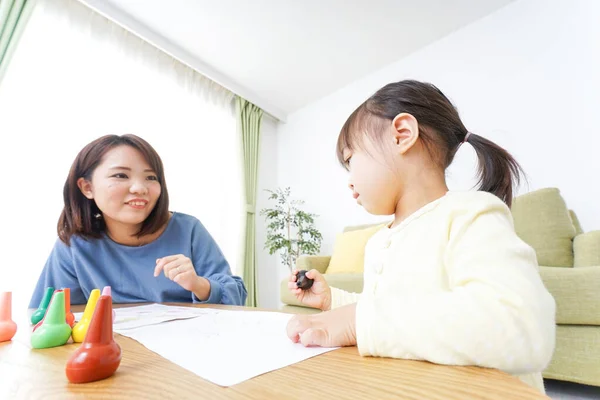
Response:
[29,212,247,308]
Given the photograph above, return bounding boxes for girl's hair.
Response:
[58,134,170,245]
[336,80,524,207]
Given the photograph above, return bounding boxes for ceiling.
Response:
[80,0,515,120]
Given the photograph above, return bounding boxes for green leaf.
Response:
[260,186,322,269]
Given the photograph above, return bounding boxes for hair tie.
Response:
[463,131,472,144]
[455,131,472,153]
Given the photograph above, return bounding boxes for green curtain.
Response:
[237,97,263,307]
[0,0,35,84]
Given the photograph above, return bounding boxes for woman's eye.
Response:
[147,176,158,181]
[111,173,128,179]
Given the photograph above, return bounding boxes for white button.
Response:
[382,240,391,248]
[375,263,383,274]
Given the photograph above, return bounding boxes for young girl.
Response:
[29,134,246,307]
[286,80,555,394]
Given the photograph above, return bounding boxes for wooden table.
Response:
[0,303,548,399]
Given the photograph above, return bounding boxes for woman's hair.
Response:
[336,80,524,207]
[58,134,170,245]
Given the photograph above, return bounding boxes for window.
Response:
[0,0,244,309]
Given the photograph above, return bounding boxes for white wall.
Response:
[274,0,600,261]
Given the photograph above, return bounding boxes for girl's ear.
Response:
[391,113,419,154]
[77,178,94,199]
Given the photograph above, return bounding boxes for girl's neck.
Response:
[391,171,448,229]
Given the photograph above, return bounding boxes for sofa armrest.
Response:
[574,230,600,267]
[539,265,600,325]
[296,255,331,274]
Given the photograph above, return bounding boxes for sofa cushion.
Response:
[569,210,583,235]
[574,230,600,267]
[539,265,600,325]
[326,224,385,274]
[323,273,364,293]
[512,188,576,267]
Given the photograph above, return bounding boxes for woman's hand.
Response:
[154,254,210,300]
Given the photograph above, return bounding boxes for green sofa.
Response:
[280,188,600,386]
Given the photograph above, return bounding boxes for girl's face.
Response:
[342,136,402,216]
[341,113,421,216]
[78,145,161,231]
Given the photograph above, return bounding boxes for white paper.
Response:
[74,303,209,330]
[112,307,338,386]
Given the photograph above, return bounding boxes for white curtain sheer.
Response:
[0,0,245,310]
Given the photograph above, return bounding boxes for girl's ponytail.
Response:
[466,133,524,208]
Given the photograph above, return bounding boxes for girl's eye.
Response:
[345,156,352,166]
[111,173,128,179]
[147,176,158,181]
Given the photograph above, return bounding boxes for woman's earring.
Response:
[94,213,102,219]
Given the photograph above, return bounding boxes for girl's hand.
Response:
[286,304,357,347]
[288,269,332,311]
[154,254,210,300]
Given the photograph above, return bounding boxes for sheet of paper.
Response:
[113,307,338,386]
[74,303,209,330]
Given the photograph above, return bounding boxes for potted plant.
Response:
[260,187,323,271]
